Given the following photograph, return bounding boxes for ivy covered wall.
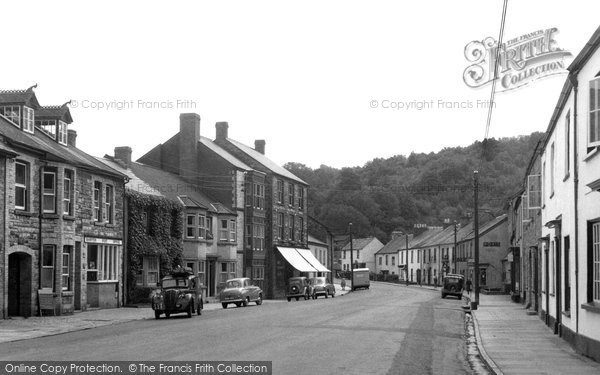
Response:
[125,190,184,302]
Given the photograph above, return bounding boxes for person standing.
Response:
[466,279,472,295]
[341,278,346,291]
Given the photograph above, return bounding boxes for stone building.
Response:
[0,88,126,317]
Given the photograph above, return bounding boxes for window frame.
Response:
[41,244,55,290]
[229,219,236,242]
[565,111,571,176]
[93,181,102,222]
[186,214,196,238]
[298,187,305,210]
[277,179,284,204]
[104,184,114,223]
[36,119,57,139]
[1,105,21,128]
[58,120,68,145]
[198,214,206,239]
[22,106,34,133]
[63,169,74,216]
[14,161,29,211]
[42,170,57,213]
[219,219,229,241]
[589,78,600,147]
[591,221,600,303]
[288,183,295,206]
[61,246,73,291]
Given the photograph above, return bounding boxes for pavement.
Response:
[0,282,351,344]
[471,293,600,375]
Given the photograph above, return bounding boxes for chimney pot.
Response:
[215,122,229,140]
[114,146,132,168]
[254,139,266,155]
[67,129,77,147]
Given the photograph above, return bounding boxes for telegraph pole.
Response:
[349,222,354,288]
[405,234,410,284]
[473,171,480,310]
[453,220,458,274]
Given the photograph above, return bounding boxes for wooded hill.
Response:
[285,132,545,243]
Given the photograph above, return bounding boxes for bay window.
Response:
[198,214,206,239]
[186,215,196,238]
[36,119,57,139]
[219,219,229,241]
[229,220,236,242]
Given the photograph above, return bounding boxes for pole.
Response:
[473,170,480,310]
[405,234,409,285]
[453,221,458,274]
[349,222,353,288]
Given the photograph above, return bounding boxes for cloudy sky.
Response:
[2,1,599,168]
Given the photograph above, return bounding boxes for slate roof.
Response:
[225,138,307,185]
[128,161,234,215]
[0,115,124,178]
[199,136,251,171]
[0,88,40,108]
[308,234,327,246]
[36,105,73,124]
[96,157,164,197]
[463,214,507,241]
[342,237,378,251]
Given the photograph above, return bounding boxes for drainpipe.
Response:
[569,73,579,334]
[38,162,45,292]
[3,158,8,318]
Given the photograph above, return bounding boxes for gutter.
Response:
[569,72,580,334]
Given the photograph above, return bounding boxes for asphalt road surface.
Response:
[0,283,472,375]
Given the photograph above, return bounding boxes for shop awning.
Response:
[277,247,318,272]
[296,248,330,272]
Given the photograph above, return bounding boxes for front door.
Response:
[8,253,32,317]
[208,260,216,297]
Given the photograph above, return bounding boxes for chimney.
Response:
[254,139,266,155]
[390,231,404,241]
[215,121,229,140]
[179,113,200,181]
[114,146,132,168]
[67,129,77,147]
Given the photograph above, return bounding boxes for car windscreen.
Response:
[226,280,241,288]
[162,278,188,288]
[313,278,325,285]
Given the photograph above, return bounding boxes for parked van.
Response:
[352,268,370,291]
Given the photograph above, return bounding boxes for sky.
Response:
[1,1,599,169]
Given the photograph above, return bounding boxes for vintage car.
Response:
[441,273,464,299]
[151,268,203,319]
[309,277,335,299]
[220,277,263,309]
[286,276,310,301]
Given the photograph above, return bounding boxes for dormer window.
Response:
[58,121,68,145]
[0,105,21,128]
[36,119,57,139]
[22,106,34,133]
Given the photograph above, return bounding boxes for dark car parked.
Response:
[309,277,335,299]
[286,277,310,301]
[151,268,203,319]
[441,274,464,299]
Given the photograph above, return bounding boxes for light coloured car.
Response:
[309,277,335,299]
[220,277,263,309]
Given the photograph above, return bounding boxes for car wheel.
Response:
[165,312,170,318]
[187,303,193,318]
[256,294,263,305]
[287,297,291,302]
[235,302,241,307]
[441,293,446,299]
[242,297,249,307]
[295,297,299,301]
[331,290,335,298]
[154,310,161,320]
[222,303,228,309]
[325,292,328,298]
[197,300,203,315]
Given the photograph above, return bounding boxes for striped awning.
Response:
[277,247,318,272]
[296,248,330,272]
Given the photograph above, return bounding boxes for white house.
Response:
[538,26,600,362]
[341,237,384,274]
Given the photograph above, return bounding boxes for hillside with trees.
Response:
[285,132,544,243]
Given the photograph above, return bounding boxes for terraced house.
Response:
[0,87,126,318]
[137,115,313,299]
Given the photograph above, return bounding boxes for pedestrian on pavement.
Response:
[466,279,472,295]
[341,278,346,291]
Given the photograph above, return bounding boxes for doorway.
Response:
[208,260,216,297]
[8,252,32,317]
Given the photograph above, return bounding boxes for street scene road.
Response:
[0,283,472,375]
